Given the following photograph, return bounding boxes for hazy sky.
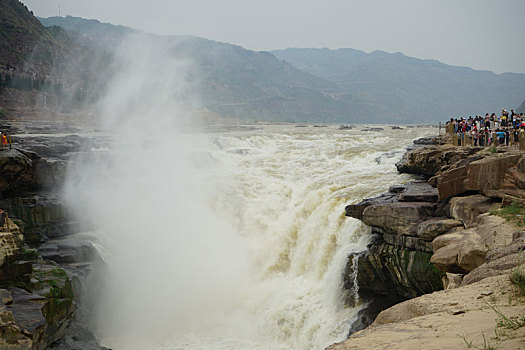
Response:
[21,0,525,74]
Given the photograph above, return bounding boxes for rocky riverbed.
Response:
[332,136,525,349]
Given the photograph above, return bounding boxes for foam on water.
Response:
[67,122,435,349]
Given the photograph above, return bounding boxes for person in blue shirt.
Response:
[496,129,506,146]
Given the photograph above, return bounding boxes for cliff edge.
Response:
[333,138,525,349]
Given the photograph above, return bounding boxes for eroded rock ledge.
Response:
[339,138,525,343]
[0,138,106,349]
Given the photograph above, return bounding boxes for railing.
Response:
[448,129,525,150]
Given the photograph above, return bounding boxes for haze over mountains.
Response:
[273,48,525,122]
[41,15,525,123]
[1,1,524,123]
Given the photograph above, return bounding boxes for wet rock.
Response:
[0,195,75,244]
[361,128,384,132]
[347,296,399,336]
[49,321,110,350]
[339,125,354,130]
[345,193,397,220]
[344,240,444,300]
[382,233,433,252]
[0,148,68,199]
[39,236,98,264]
[0,218,30,283]
[0,259,75,349]
[412,137,437,145]
[12,135,83,160]
[0,149,36,196]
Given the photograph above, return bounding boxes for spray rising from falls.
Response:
[63,34,249,347]
[63,34,437,350]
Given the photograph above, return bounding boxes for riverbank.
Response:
[331,136,525,349]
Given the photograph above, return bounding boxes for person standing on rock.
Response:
[1,133,7,150]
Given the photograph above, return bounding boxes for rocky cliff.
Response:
[0,216,76,349]
[337,138,525,346]
[0,134,105,349]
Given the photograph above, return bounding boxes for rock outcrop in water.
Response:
[334,138,525,349]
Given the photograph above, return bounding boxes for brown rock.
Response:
[456,235,487,272]
[444,273,463,289]
[417,218,463,241]
[345,193,396,220]
[327,274,524,350]
[431,228,487,273]
[464,153,521,192]
[362,202,437,236]
[462,252,523,285]
[436,162,470,200]
[518,157,525,172]
[475,214,515,248]
[485,235,525,262]
[0,225,24,268]
[448,195,496,227]
[436,152,522,200]
[396,145,480,178]
[397,182,438,202]
[430,243,461,272]
[431,214,516,274]
[432,229,464,251]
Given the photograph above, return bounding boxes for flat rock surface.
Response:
[328,273,525,350]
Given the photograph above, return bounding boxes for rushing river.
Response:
[64,123,436,350]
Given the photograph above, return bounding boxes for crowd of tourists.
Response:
[445,108,525,149]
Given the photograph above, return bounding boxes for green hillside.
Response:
[0,0,69,74]
[0,2,110,118]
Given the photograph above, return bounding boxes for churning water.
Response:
[65,122,436,350]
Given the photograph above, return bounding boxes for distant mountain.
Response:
[11,14,525,123]
[39,16,357,122]
[272,48,525,122]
